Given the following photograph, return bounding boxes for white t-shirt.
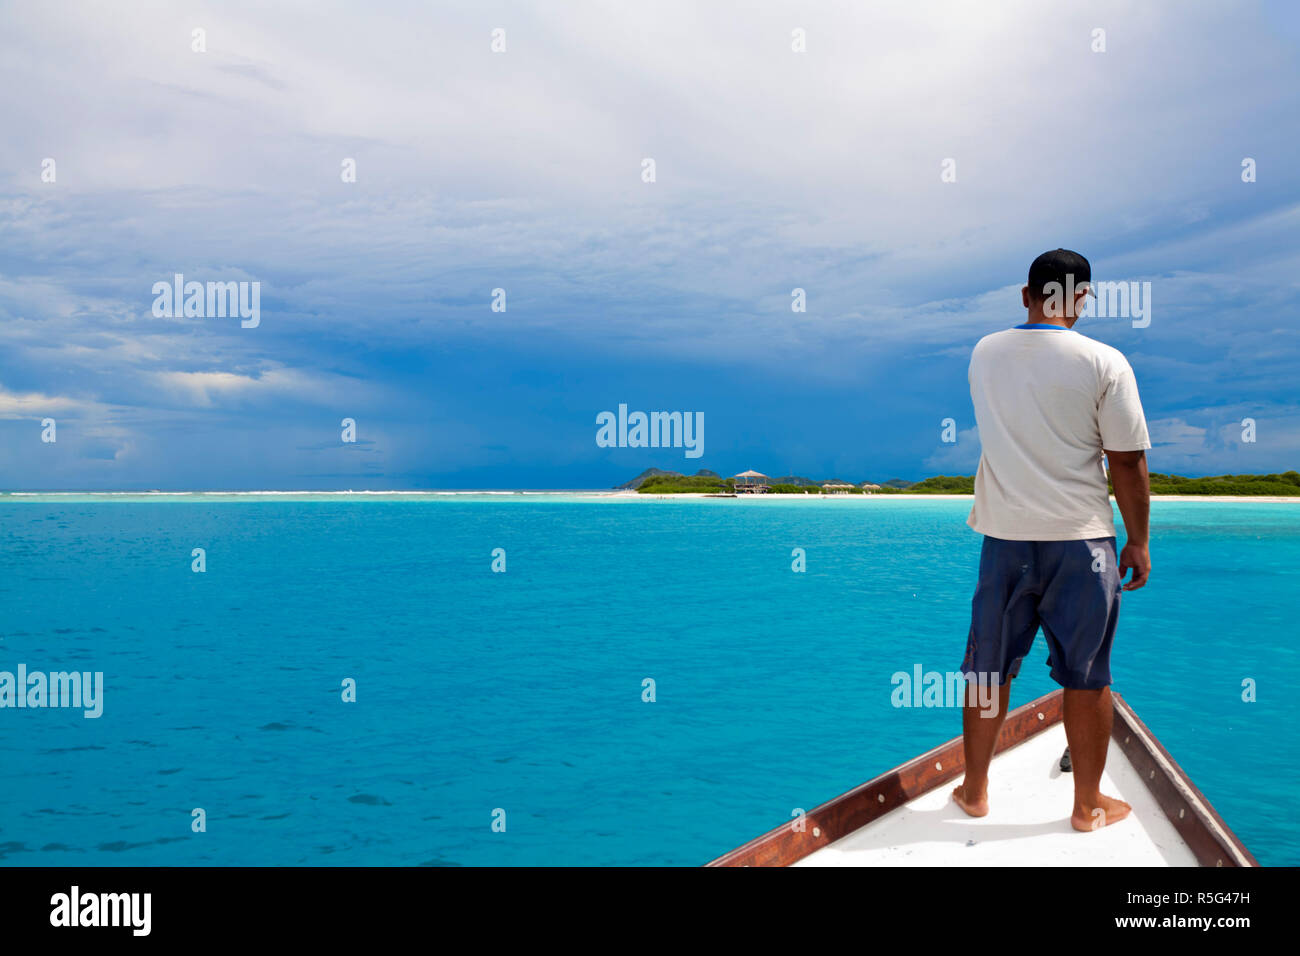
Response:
[967,325,1151,541]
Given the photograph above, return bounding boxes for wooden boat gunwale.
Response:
[706,688,1256,867]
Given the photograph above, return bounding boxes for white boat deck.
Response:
[795,722,1199,866]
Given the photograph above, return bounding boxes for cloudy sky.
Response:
[1,0,1298,489]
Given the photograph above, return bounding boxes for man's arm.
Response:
[1105,449,1150,590]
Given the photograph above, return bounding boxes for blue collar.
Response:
[1014,323,1070,331]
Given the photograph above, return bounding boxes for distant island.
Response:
[617,468,1300,496]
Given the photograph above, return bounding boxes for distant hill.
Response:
[636,472,728,493]
[615,468,680,490]
[880,479,914,489]
[616,468,720,490]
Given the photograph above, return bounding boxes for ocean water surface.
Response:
[1,495,1296,865]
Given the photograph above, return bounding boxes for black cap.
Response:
[1027,248,1090,299]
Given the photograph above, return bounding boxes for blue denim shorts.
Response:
[961,535,1121,690]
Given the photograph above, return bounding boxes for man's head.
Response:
[1023,248,1092,325]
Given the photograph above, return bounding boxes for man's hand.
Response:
[1118,541,1150,591]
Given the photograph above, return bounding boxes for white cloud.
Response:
[0,386,87,418]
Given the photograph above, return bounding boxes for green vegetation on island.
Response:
[1143,471,1300,496]
[636,473,731,493]
[627,470,965,494]
[618,469,725,492]
[903,475,975,494]
[623,469,1300,496]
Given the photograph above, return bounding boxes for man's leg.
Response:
[955,536,1038,817]
[952,679,1012,817]
[1038,538,1132,831]
[1062,686,1131,831]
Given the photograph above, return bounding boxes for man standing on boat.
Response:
[954,249,1151,832]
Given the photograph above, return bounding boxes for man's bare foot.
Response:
[952,783,989,817]
[1071,793,1132,832]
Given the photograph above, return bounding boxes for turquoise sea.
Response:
[0,495,1296,866]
